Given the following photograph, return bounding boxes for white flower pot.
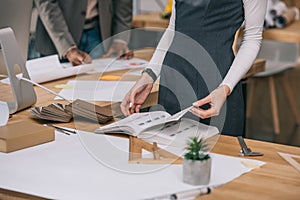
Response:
[183,157,212,185]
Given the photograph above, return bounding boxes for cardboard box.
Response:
[0,121,54,153]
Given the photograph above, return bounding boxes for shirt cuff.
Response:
[62,45,77,59]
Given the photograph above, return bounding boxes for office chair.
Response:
[246,39,300,142]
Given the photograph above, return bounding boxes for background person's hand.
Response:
[121,73,154,116]
[190,85,230,119]
[102,40,133,59]
[65,47,92,66]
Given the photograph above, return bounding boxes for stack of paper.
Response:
[66,99,113,124]
[31,100,113,124]
[31,103,72,122]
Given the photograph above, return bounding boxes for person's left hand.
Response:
[102,40,133,59]
[190,85,230,119]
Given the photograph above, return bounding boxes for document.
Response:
[0,55,96,84]
[54,80,136,101]
[85,57,148,74]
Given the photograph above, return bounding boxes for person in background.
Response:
[121,0,267,136]
[34,0,133,66]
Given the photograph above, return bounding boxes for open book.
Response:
[95,106,219,147]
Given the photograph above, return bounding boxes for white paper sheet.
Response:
[0,101,9,126]
[85,57,148,74]
[54,80,136,101]
[1,55,94,84]
[0,130,265,200]
[125,68,144,76]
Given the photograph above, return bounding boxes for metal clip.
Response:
[237,136,263,156]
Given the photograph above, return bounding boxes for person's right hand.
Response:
[65,47,92,66]
[121,73,154,116]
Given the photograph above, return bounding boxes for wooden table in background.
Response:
[263,20,300,43]
[133,13,300,44]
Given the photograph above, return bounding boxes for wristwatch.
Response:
[142,68,157,81]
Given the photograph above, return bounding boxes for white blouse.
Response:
[147,0,267,93]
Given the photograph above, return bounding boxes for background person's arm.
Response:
[34,0,75,58]
[103,0,133,58]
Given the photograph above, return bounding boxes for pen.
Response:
[44,124,77,135]
[147,187,211,200]
[118,52,127,59]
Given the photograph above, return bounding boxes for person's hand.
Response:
[190,85,231,119]
[102,40,133,59]
[65,47,92,66]
[121,73,154,116]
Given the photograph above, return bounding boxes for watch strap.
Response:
[142,68,157,81]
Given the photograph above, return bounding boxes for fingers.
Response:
[122,50,134,60]
[120,98,138,116]
[190,86,229,119]
[120,80,152,116]
[71,58,83,66]
[67,53,83,66]
[135,105,141,113]
[193,95,211,107]
[66,48,92,66]
[81,52,92,64]
[121,89,137,116]
[120,98,131,116]
[190,106,217,119]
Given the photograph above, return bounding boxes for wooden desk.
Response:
[0,136,299,200]
[201,136,300,200]
[0,54,299,200]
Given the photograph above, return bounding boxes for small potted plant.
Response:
[183,136,212,185]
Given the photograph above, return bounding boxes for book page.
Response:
[165,106,193,122]
[140,118,219,148]
[96,111,171,136]
[96,106,194,136]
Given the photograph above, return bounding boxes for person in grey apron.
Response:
[121,0,267,136]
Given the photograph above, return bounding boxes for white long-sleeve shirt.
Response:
[147,0,267,93]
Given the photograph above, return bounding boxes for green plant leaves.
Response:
[184,136,210,161]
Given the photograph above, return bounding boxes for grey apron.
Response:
[158,0,245,136]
